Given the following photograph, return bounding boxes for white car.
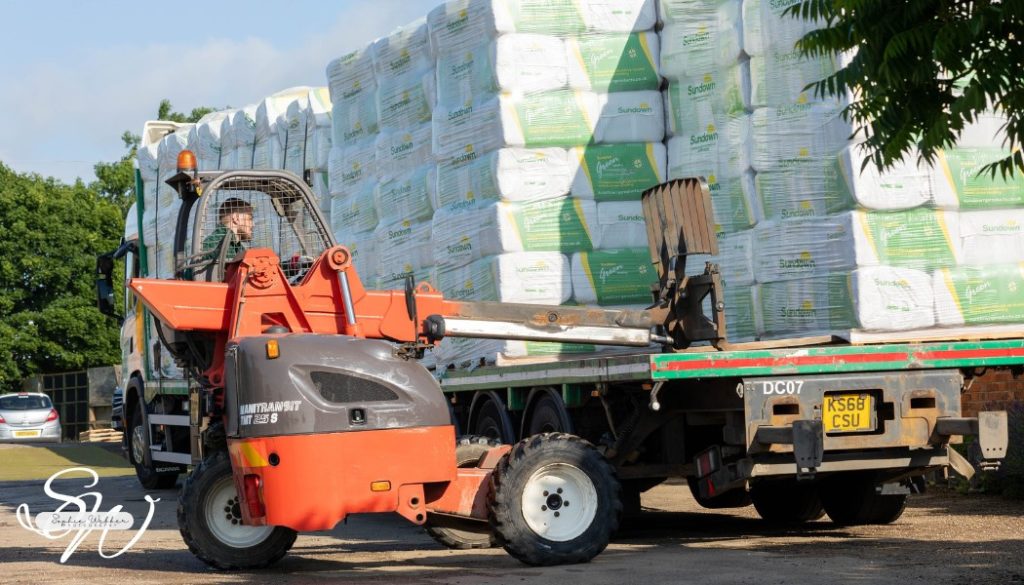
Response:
[0,392,62,443]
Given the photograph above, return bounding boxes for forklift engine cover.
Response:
[224,334,451,438]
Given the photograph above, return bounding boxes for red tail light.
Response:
[243,474,266,519]
[0,414,5,423]
[46,409,59,422]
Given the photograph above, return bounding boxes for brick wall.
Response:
[962,368,1024,417]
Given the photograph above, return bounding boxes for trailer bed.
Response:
[438,338,1024,391]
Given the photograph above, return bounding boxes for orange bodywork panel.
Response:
[229,425,458,531]
[128,246,456,342]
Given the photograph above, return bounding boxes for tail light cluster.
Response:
[46,409,59,422]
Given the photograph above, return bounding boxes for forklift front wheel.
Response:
[489,433,620,566]
[178,450,297,570]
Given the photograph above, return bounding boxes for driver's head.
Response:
[218,198,254,242]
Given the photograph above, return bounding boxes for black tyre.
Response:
[129,405,179,490]
[750,479,824,523]
[688,477,753,510]
[473,397,512,443]
[425,436,500,550]
[526,392,573,436]
[489,433,620,566]
[819,474,908,526]
[177,450,297,570]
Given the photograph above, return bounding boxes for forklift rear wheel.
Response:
[750,479,824,523]
[178,450,297,570]
[425,435,500,549]
[819,473,908,526]
[129,406,179,490]
[489,433,620,566]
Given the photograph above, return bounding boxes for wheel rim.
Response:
[131,424,146,464]
[520,463,597,542]
[204,475,275,548]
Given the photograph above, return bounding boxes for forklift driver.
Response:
[202,198,254,261]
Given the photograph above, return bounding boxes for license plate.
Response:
[823,393,874,433]
[14,429,41,438]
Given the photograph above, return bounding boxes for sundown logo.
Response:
[982,220,1021,233]
[682,24,710,47]
[779,251,816,270]
[617,102,653,114]
[687,77,717,97]
[445,9,469,33]
[517,261,550,274]
[446,236,473,254]
[781,299,816,318]
[447,103,474,121]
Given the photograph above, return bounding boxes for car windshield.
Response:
[0,395,51,410]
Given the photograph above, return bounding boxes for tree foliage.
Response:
[791,0,1024,177]
[0,163,124,389]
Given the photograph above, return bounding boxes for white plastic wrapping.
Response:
[188,110,233,171]
[431,198,598,268]
[569,142,666,201]
[156,128,192,208]
[374,218,434,277]
[594,201,648,249]
[330,181,379,235]
[664,66,748,136]
[434,147,573,210]
[374,163,436,222]
[221,105,258,170]
[372,18,434,82]
[436,252,572,303]
[375,124,434,177]
[253,87,310,170]
[658,0,742,79]
[377,71,435,130]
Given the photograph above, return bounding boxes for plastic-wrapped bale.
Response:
[333,231,380,281]
[722,283,758,341]
[431,198,598,268]
[377,71,435,131]
[742,0,824,58]
[328,139,377,196]
[281,98,310,177]
[253,87,310,170]
[374,218,434,278]
[222,105,258,170]
[956,209,1024,266]
[666,114,755,234]
[374,164,436,223]
[714,228,756,286]
[751,210,960,283]
[565,31,661,92]
[377,266,436,291]
[327,47,375,105]
[756,267,936,337]
[375,124,433,177]
[748,49,852,109]
[188,110,233,171]
[436,33,570,104]
[934,263,1024,326]
[930,148,1024,209]
[658,0,743,80]
[427,0,657,54]
[834,145,934,211]
[569,142,666,201]
[571,248,656,305]
[664,67,748,136]
[330,181,379,236]
[372,17,434,83]
[593,201,649,249]
[328,48,379,148]
[156,128,193,208]
[436,252,572,303]
[434,147,573,211]
[432,89,663,159]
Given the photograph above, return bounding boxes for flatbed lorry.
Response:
[97,122,1010,530]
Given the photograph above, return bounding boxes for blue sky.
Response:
[0,0,438,184]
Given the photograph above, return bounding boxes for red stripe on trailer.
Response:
[913,347,1024,361]
[654,352,908,371]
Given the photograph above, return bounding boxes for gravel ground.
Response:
[0,443,1021,585]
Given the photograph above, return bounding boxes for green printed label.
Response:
[510,91,594,147]
[667,73,745,132]
[941,264,1024,324]
[507,0,586,34]
[508,198,594,252]
[523,341,597,355]
[579,248,656,305]
[859,208,957,270]
[706,175,755,234]
[578,143,661,201]
[568,33,660,92]
[940,147,1024,208]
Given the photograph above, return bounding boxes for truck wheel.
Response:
[177,450,297,570]
[489,433,620,566]
[819,474,908,526]
[425,436,500,549]
[526,392,573,435]
[687,477,753,509]
[750,479,824,523]
[129,406,179,490]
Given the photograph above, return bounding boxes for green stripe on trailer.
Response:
[650,339,1024,379]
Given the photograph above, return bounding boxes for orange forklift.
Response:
[125,151,714,569]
